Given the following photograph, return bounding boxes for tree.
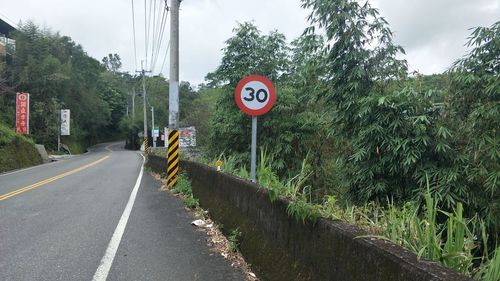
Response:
[450,21,500,236]
[102,53,122,73]
[207,22,290,87]
[6,22,126,151]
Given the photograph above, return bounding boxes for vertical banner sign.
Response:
[15,92,30,135]
[235,75,276,182]
[167,129,180,188]
[60,109,71,136]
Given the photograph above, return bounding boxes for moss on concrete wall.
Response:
[147,156,472,281]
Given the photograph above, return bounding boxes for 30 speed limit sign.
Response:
[234,74,276,183]
[235,74,276,116]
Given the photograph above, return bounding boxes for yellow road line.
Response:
[0,155,110,202]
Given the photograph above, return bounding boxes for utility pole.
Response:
[169,0,180,130]
[57,109,61,152]
[126,90,129,117]
[137,60,151,154]
[132,87,136,120]
[151,106,156,148]
[166,0,181,189]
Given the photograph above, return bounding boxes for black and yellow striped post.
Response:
[143,136,149,155]
[167,129,180,188]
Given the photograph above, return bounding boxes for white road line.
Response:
[92,154,145,281]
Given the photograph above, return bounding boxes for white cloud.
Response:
[2,0,498,84]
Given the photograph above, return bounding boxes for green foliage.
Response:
[2,22,130,151]
[476,246,500,281]
[287,200,322,224]
[228,228,242,253]
[119,116,142,150]
[182,87,224,148]
[322,182,483,277]
[301,0,407,137]
[207,22,290,87]
[171,173,199,209]
[449,21,500,238]
[183,196,199,209]
[0,122,42,172]
[102,53,122,73]
[199,4,499,278]
[171,173,193,196]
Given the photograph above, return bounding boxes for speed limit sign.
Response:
[234,74,276,183]
[235,74,276,116]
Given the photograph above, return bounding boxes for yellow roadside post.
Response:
[167,129,180,188]
[144,136,149,155]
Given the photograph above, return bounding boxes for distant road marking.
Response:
[92,154,145,281]
[0,155,110,201]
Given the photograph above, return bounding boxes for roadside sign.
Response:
[216,160,223,172]
[234,75,276,182]
[234,74,276,116]
[60,109,70,136]
[152,127,160,138]
[179,126,196,148]
[15,92,29,135]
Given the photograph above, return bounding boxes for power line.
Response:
[151,4,169,73]
[150,0,165,69]
[131,0,138,71]
[133,0,170,76]
[144,0,148,70]
[151,0,157,68]
[159,39,171,77]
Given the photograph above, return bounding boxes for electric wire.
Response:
[150,0,165,69]
[131,0,138,71]
[146,0,154,70]
[133,0,170,76]
[159,39,171,76]
[144,0,148,70]
[151,4,169,73]
[151,0,157,68]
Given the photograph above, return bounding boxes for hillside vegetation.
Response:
[0,123,42,173]
[0,22,131,153]
[188,0,499,279]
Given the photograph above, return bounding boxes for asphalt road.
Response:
[0,142,244,281]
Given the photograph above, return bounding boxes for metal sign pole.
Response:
[250,116,257,182]
[235,75,275,184]
[151,106,156,148]
[164,127,168,148]
[57,109,61,152]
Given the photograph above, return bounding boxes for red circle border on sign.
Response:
[234,74,276,116]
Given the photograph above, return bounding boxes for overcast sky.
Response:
[1,0,499,85]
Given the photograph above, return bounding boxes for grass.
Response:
[477,247,500,281]
[170,172,199,209]
[0,122,43,173]
[228,228,242,253]
[198,151,500,280]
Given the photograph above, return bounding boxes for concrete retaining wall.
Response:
[148,156,472,281]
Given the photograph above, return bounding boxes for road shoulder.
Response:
[107,172,246,281]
